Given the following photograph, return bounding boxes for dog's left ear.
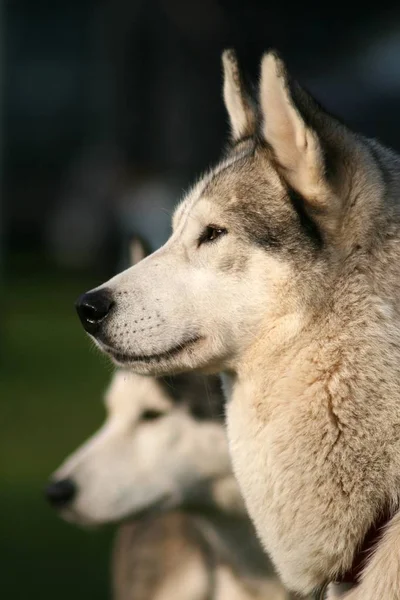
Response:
[128,236,149,266]
[259,52,331,208]
[222,49,257,142]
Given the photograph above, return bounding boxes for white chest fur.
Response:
[225,378,344,594]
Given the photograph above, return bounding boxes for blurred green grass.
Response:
[1,257,116,599]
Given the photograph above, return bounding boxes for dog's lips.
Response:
[98,335,203,365]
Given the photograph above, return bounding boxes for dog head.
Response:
[76,51,382,377]
[46,368,232,526]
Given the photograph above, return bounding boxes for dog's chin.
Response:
[111,357,188,377]
[94,335,205,376]
[59,507,102,529]
[61,495,175,528]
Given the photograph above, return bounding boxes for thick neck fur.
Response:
[224,192,400,593]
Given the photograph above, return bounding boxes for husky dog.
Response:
[75,50,400,598]
[46,369,288,600]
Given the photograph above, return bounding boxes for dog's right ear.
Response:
[128,236,149,266]
[222,49,256,142]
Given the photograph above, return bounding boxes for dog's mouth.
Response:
[101,335,203,366]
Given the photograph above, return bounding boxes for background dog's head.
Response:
[46,368,230,526]
[76,51,381,377]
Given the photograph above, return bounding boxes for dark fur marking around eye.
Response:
[249,228,281,249]
[232,204,281,250]
[287,187,324,250]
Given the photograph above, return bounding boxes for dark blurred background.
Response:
[2,1,400,598]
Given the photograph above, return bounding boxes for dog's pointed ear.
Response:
[259,51,328,205]
[222,49,256,142]
[128,236,149,266]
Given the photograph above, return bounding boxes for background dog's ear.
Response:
[259,51,328,204]
[128,235,150,266]
[222,49,256,142]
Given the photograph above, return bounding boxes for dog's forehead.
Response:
[174,147,282,230]
[172,145,256,228]
[206,153,283,210]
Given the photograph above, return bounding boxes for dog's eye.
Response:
[141,409,164,421]
[198,225,228,246]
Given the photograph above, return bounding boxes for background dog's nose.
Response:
[45,479,77,508]
[75,289,113,335]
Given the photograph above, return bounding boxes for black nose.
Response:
[45,479,77,508]
[75,289,114,335]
